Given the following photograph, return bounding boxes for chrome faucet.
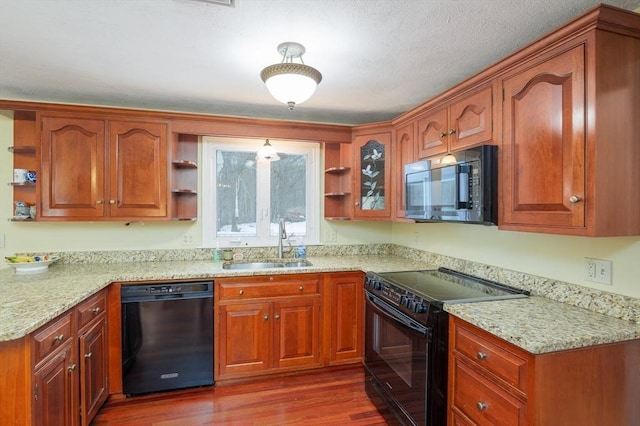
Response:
[278,218,289,259]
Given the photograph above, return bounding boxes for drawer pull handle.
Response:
[477,401,488,411]
[92,307,101,314]
[54,334,65,342]
[67,364,77,372]
[239,289,244,295]
[477,352,488,360]
[84,352,93,359]
[299,285,304,291]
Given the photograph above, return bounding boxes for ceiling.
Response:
[1,0,639,126]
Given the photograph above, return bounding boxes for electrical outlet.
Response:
[584,257,612,285]
[181,233,195,247]
[325,229,337,242]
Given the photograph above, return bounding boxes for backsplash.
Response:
[27,244,639,323]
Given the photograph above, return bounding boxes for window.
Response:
[202,137,320,247]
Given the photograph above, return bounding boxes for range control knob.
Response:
[367,277,382,291]
[404,297,415,310]
[413,302,427,314]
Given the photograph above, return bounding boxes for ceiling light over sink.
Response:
[260,42,322,110]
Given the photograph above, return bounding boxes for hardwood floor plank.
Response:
[92,366,400,425]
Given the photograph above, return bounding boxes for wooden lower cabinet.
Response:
[448,316,640,426]
[216,272,364,381]
[78,314,108,425]
[33,340,78,426]
[216,274,323,380]
[0,290,108,426]
[327,272,363,364]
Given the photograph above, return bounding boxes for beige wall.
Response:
[392,222,640,298]
[2,111,638,299]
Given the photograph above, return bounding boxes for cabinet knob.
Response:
[263,315,269,321]
[84,352,93,359]
[54,334,65,342]
[476,401,488,411]
[355,201,360,206]
[275,314,281,320]
[67,364,77,372]
[439,132,447,138]
[569,195,582,203]
[96,200,103,205]
[92,307,101,314]
[299,285,304,291]
[448,129,456,135]
[239,289,244,295]
[477,352,488,360]
[109,199,116,205]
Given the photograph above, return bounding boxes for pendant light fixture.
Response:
[256,139,280,161]
[260,42,322,110]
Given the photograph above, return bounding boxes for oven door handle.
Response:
[366,292,428,336]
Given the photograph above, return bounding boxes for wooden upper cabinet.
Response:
[40,115,168,220]
[352,130,392,220]
[40,117,106,218]
[501,46,585,231]
[392,122,416,221]
[416,83,494,159]
[499,19,640,236]
[108,120,167,218]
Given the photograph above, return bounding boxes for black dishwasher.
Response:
[121,281,214,396]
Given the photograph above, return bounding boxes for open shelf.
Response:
[170,134,199,220]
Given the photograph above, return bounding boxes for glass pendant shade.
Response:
[256,139,280,161]
[260,42,322,110]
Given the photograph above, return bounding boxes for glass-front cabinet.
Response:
[352,130,392,220]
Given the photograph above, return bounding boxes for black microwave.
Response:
[404,145,498,225]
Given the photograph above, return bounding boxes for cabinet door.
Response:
[501,45,585,229]
[78,317,108,426]
[393,122,416,221]
[273,296,321,369]
[417,106,448,158]
[353,132,392,219]
[328,273,363,364]
[33,343,78,426]
[40,117,106,218]
[108,121,168,218]
[449,84,494,152]
[218,302,271,377]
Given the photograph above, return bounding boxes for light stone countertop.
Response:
[1,255,639,355]
[444,297,640,354]
[0,255,428,342]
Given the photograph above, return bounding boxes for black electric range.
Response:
[363,267,528,426]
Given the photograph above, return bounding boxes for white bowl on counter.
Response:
[4,255,61,274]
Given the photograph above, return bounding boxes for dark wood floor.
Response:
[92,365,400,425]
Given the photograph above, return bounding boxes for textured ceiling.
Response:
[1,0,639,125]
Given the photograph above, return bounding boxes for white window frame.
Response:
[201,136,320,248]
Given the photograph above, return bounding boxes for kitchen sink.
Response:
[222,259,313,270]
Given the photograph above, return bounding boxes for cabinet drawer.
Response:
[76,290,106,330]
[454,323,528,392]
[452,358,527,426]
[32,312,73,364]
[219,277,320,300]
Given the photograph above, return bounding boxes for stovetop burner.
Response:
[374,267,529,304]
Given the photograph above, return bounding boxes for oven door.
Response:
[364,291,429,426]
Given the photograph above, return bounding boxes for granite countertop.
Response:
[1,255,639,355]
[444,297,640,354]
[0,255,427,342]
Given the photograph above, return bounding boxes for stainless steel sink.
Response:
[222,259,313,270]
